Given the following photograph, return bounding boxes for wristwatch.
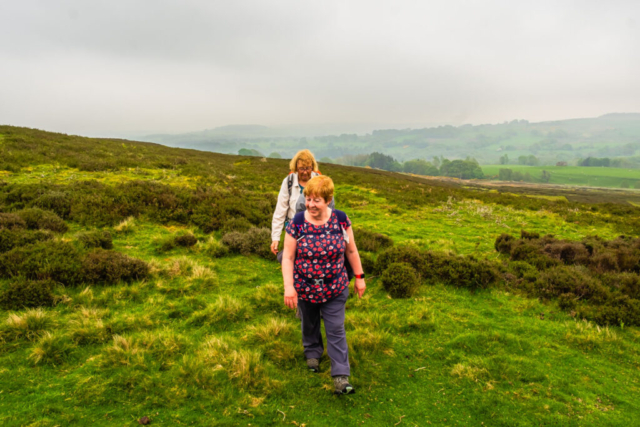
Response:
[354,273,365,279]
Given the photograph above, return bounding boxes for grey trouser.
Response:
[297,286,350,377]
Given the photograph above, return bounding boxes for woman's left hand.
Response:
[354,278,366,298]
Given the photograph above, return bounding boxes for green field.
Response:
[482,165,640,189]
[1,126,640,426]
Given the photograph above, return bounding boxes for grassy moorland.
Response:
[1,126,640,426]
[482,165,640,189]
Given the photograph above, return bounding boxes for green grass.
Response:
[482,165,640,189]
[1,126,640,425]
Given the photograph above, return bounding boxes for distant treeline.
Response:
[328,152,484,179]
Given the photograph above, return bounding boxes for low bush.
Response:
[0,213,26,230]
[535,266,609,302]
[0,279,56,310]
[423,252,500,290]
[81,249,149,284]
[221,227,272,259]
[374,245,425,276]
[175,232,198,248]
[77,230,113,249]
[221,217,253,233]
[17,208,68,233]
[0,240,84,285]
[0,229,53,253]
[494,233,515,255]
[520,230,540,240]
[543,241,590,265]
[508,261,538,282]
[380,262,420,298]
[32,191,72,219]
[359,252,376,276]
[577,295,640,327]
[353,226,393,253]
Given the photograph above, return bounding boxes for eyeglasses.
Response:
[298,167,312,172]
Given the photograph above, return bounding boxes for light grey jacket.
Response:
[271,172,335,241]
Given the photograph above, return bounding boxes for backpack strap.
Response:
[334,209,350,244]
[287,173,294,197]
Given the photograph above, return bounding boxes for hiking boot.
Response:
[333,375,354,395]
[306,358,319,373]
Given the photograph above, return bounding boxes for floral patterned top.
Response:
[286,210,351,303]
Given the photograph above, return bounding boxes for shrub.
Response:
[17,208,68,233]
[423,252,500,290]
[0,229,53,253]
[77,230,113,249]
[0,279,55,310]
[175,232,198,248]
[380,262,420,298]
[375,245,425,276]
[0,213,26,230]
[32,191,72,219]
[0,240,84,285]
[81,249,149,284]
[535,266,608,302]
[353,226,393,253]
[508,261,538,282]
[494,233,515,255]
[578,295,640,326]
[221,227,272,259]
[602,272,640,299]
[359,252,375,276]
[221,217,253,233]
[543,241,590,265]
[520,230,540,240]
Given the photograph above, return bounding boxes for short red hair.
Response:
[303,175,334,202]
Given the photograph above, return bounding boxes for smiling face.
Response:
[297,160,313,182]
[305,193,329,217]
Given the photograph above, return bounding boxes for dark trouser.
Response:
[297,286,350,377]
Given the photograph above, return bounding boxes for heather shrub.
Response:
[81,249,149,284]
[543,241,590,265]
[222,227,271,259]
[353,226,393,253]
[535,266,608,302]
[494,233,515,255]
[0,240,84,285]
[32,191,72,219]
[520,230,540,240]
[380,262,420,298]
[0,229,53,253]
[77,230,113,249]
[0,213,26,230]
[589,251,619,274]
[602,272,640,299]
[221,217,253,233]
[508,261,538,282]
[0,279,56,310]
[175,232,198,248]
[423,252,500,290]
[17,208,68,233]
[374,245,425,276]
[577,295,640,326]
[359,252,375,276]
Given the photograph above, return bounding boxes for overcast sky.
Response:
[1,0,639,136]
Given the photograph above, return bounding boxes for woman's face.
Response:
[305,194,329,216]
[297,161,313,182]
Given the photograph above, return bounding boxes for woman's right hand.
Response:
[284,286,298,310]
[271,240,279,255]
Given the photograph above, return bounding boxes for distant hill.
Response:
[137,113,640,165]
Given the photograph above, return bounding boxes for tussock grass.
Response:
[140,329,189,366]
[348,328,394,355]
[247,317,294,343]
[564,319,621,350]
[450,360,489,382]
[188,296,251,327]
[68,306,110,345]
[101,335,146,367]
[113,216,135,234]
[199,236,229,258]
[29,331,73,365]
[4,308,53,341]
[250,282,285,312]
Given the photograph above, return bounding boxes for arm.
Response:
[271,177,291,254]
[282,233,298,309]
[345,227,366,298]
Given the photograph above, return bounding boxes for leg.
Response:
[297,298,324,359]
[321,287,350,377]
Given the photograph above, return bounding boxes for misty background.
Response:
[1,0,639,137]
